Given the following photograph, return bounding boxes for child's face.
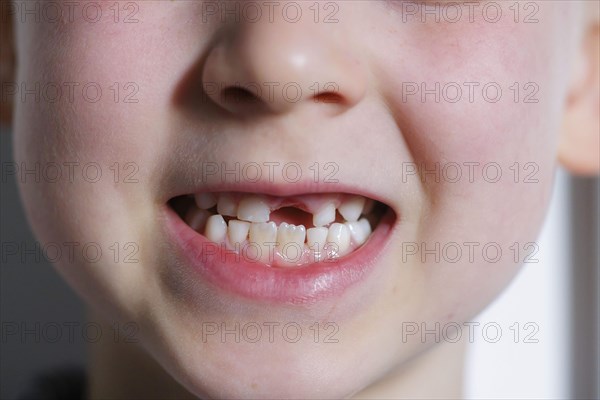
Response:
[10,1,588,398]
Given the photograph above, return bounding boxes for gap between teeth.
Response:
[187,193,375,266]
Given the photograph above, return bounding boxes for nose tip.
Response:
[201,24,367,116]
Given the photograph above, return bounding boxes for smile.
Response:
[164,185,397,304]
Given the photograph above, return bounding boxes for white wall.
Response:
[464,169,571,399]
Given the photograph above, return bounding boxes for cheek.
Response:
[375,6,564,222]
[368,4,570,319]
[14,2,200,167]
[11,7,194,318]
[13,3,191,228]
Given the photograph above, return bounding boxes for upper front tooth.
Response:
[205,214,227,242]
[237,196,270,223]
[228,220,250,246]
[195,192,217,210]
[217,194,238,217]
[338,196,366,222]
[313,203,336,227]
[326,223,351,256]
[345,218,372,246]
[277,223,306,261]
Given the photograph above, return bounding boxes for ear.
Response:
[558,3,600,176]
[0,8,15,126]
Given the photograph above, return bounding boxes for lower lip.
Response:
[163,205,396,305]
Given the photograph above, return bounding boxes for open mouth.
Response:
[164,189,397,304]
[169,192,388,268]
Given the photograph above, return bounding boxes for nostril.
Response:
[312,92,344,104]
[211,85,271,115]
[221,86,262,105]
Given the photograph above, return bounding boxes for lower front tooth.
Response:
[345,218,372,246]
[249,222,277,263]
[228,220,250,246]
[307,227,328,261]
[326,223,351,256]
[205,214,227,242]
[277,223,306,263]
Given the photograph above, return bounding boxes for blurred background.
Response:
[1,128,598,399]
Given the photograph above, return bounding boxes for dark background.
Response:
[1,130,86,400]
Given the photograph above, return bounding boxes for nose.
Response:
[201,15,367,116]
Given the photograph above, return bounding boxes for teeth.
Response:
[250,222,277,245]
[313,203,336,227]
[249,222,277,263]
[345,218,372,246]
[326,223,351,256]
[228,219,250,246]
[307,227,328,261]
[277,223,306,262]
[185,208,211,232]
[205,214,227,242]
[237,196,270,223]
[217,194,238,217]
[185,192,379,265]
[338,196,366,222]
[195,192,217,210]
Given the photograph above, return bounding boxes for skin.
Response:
[3,1,599,398]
